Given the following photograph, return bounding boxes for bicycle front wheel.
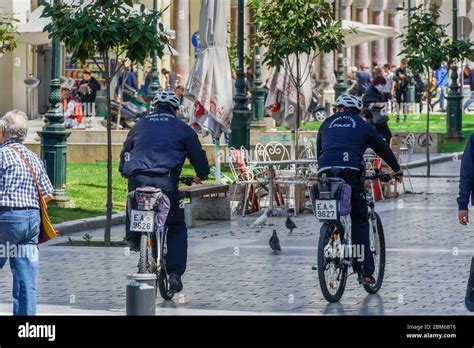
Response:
[317,224,348,303]
[363,212,386,294]
[158,269,175,300]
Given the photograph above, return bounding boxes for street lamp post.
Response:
[446,0,464,141]
[251,25,265,123]
[334,0,347,98]
[230,0,251,149]
[407,0,416,112]
[147,0,162,112]
[37,0,71,207]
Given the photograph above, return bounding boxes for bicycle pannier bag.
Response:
[128,187,171,228]
[309,178,352,217]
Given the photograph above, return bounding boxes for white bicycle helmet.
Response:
[152,91,181,109]
[333,94,363,112]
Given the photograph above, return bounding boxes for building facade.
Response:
[0,0,472,115]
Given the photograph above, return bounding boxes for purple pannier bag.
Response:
[309,178,352,217]
[128,187,171,228]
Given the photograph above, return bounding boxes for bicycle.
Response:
[128,175,194,300]
[313,170,391,303]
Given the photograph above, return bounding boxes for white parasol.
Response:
[185,0,233,184]
[342,20,401,47]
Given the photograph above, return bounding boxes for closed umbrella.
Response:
[185,0,233,184]
[265,53,313,159]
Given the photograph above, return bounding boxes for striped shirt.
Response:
[0,140,54,209]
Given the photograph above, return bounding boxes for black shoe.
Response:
[403,115,407,122]
[168,272,183,292]
[127,239,140,252]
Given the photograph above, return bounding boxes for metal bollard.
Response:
[126,273,156,316]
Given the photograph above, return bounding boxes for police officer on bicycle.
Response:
[317,94,403,285]
[119,91,210,292]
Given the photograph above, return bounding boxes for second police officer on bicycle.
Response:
[317,94,403,285]
[119,91,210,293]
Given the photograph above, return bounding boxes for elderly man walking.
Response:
[0,110,53,316]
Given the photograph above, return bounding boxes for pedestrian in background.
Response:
[371,61,382,77]
[115,63,138,98]
[463,66,474,113]
[382,64,395,105]
[162,68,182,91]
[458,133,474,225]
[362,76,392,143]
[0,110,54,316]
[78,69,101,117]
[62,86,83,129]
[356,64,371,97]
[393,58,410,123]
[431,61,448,113]
[413,71,425,113]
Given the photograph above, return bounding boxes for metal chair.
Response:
[228,147,269,216]
[263,141,310,215]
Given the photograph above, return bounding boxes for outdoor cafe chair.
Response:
[228,147,270,216]
[262,141,312,214]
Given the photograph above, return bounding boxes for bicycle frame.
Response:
[320,185,379,271]
[155,225,168,272]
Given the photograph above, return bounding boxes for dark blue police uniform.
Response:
[317,111,400,277]
[119,107,210,275]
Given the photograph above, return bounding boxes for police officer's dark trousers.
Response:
[322,168,375,277]
[126,174,187,276]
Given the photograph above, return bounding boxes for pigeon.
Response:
[251,208,269,228]
[269,230,281,253]
[285,216,297,234]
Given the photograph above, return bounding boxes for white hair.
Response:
[0,110,29,143]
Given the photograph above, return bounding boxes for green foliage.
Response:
[40,0,170,246]
[248,0,345,71]
[40,0,169,78]
[398,4,474,176]
[0,14,19,54]
[83,233,93,243]
[399,4,474,73]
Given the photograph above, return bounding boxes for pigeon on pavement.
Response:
[269,230,281,253]
[251,208,269,228]
[285,216,297,234]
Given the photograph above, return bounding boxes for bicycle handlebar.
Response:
[179,176,195,186]
[366,172,392,183]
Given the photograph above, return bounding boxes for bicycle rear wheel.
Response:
[363,212,386,294]
[318,224,348,303]
[138,233,149,274]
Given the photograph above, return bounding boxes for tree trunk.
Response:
[295,56,301,161]
[105,77,113,247]
[426,67,431,177]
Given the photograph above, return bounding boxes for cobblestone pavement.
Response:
[1,160,473,315]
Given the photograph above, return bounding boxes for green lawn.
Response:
[49,162,226,224]
[281,113,474,153]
